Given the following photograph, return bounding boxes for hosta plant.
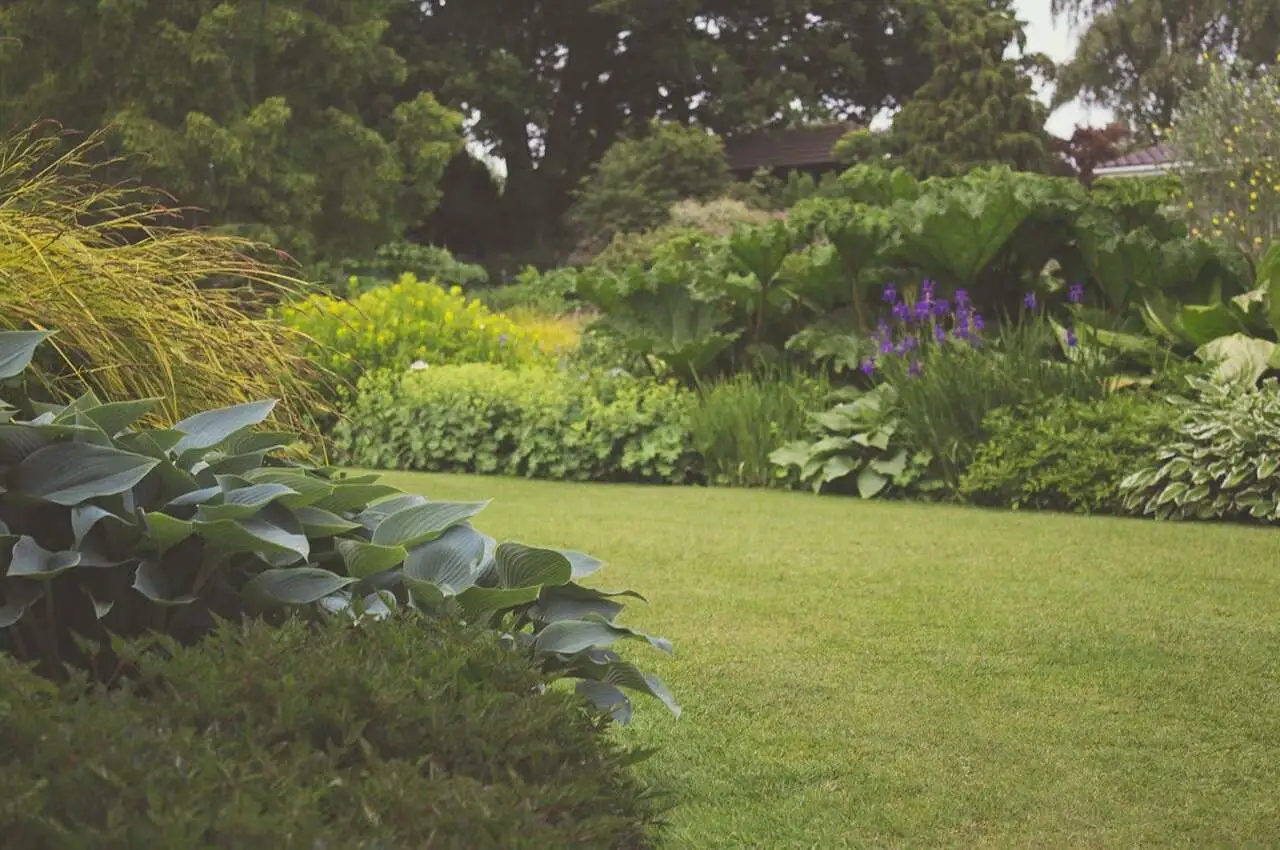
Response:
[769,384,937,497]
[0,331,675,722]
[1120,377,1280,523]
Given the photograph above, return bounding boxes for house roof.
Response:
[722,122,857,172]
[1094,143,1175,177]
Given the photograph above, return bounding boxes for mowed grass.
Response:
[377,472,1280,848]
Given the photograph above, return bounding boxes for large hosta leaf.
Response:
[80,398,163,437]
[5,536,81,579]
[312,483,402,513]
[402,524,485,594]
[355,494,430,530]
[194,483,298,522]
[293,506,360,537]
[569,655,681,718]
[1195,333,1277,387]
[142,512,195,554]
[533,617,674,657]
[172,400,277,455]
[495,543,573,589]
[336,539,408,579]
[0,579,44,628]
[455,584,541,622]
[577,680,634,725]
[528,584,646,624]
[132,560,198,606]
[10,443,159,505]
[243,567,357,607]
[371,501,489,548]
[0,330,53,379]
[193,505,309,563]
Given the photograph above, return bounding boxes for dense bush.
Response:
[0,126,333,438]
[480,265,582,314]
[334,364,698,485]
[689,367,830,487]
[0,614,666,849]
[278,274,555,385]
[1121,378,1280,522]
[0,331,676,718]
[315,241,490,291]
[959,393,1177,514]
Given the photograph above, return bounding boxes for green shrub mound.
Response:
[0,331,676,722]
[334,364,698,485]
[959,393,1177,515]
[1121,378,1280,522]
[0,614,665,849]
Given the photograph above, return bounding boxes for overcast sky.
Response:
[1014,0,1114,135]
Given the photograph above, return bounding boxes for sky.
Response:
[1014,0,1115,135]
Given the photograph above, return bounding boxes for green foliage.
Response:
[0,614,666,848]
[770,384,937,497]
[839,0,1053,177]
[314,241,490,292]
[688,367,831,488]
[0,1,465,263]
[334,364,698,485]
[958,393,1177,514]
[570,123,731,255]
[480,266,582,314]
[1120,377,1280,523]
[278,274,553,386]
[0,331,676,718]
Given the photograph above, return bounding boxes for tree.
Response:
[835,0,1053,178]
[1050,121,1131,184]
[0,0,463,262]
[1051,0,1280,141]
[569,122,730,254]
[385,0,937,256]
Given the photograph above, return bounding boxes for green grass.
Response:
[377,472,1280,848]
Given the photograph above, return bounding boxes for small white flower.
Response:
[409,360,430,371]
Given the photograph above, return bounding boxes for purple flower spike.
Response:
[879,337,895,355]
[933,324,947,343]
[860,357,876,376]
[921,279,935,300]
[956,323,971,340]
[893,301,911,322]
[882,284,897,304]
[1023,292,1038,310]
[955,289,970,306]
[915,301,932,321]
[1066,328,1079,348]
[933,298,950,317]
[908,360,923,379]
[973,314,985,331]
[1068,283,1084,304]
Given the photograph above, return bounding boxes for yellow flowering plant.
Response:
[278,274,558,384]
[1166,55,1280,255]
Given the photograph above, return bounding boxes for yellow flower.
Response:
[1229,180,1238,189]
[1213,215,1221,225]
[449,285,463,297]
[1255,236,1264,245]
[1191,227,1202,236]
[444,311,454,324]
[1186,200,1195,209]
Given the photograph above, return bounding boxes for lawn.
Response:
[379,471,1280,848]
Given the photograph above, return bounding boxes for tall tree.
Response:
[386,1,936,255]
[1051,0,1280,141]
[0,0,463,262]
[836,0,1053,178]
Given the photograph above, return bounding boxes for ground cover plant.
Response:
[397,471,1280,848]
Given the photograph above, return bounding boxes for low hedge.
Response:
[958,392,1177,515]
[0,613,666,849]
[333,364,699,484]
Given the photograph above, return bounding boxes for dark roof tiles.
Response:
[1097,143,1173,170]
[723,122,857,172]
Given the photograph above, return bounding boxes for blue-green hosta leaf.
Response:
[193,505,308,564]
[528,584,646,625]
[11,443,159,505]
[294,506,360,537]
[356,494,431,530]
[115,429,185,459]
[0,424,56,465]
[84,588,114,620]
[71,504,130,548]
[221,430,296,455]
[0,330,52,379]
[571,658,680,719]
[768,441,812,470]
[358,590,396,620]
[455,584,541,623]
[856,466,888,499]
[80,398,163,437]
[495,543,573,589]
[405,576,447,609]
[403,524,485,594]
[172,400,277,456]
[312,483,403,513]
[869,450,908,478]
[194,483,298,522]
[533,617,674,657]
[241,469,334,507]
[820,455,857,486]
[205,451,269,477]
[165,486,222,509]
[6,536,81,579]
[336,539,408,579]
[0,579,44,628]
[142,512,195,554]
[561,550,605,579]
[371,501,489,548]
[243,567,357,607]
[132,560,198,606]
[577,680,634,725]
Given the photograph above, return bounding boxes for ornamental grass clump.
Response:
[868,280,1110,488]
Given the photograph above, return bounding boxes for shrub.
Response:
[0,331,676,719]
[278,274,554,385]
[0,125,332,438]
[333,364,698,485]
[1121,377,1280,522]
[314,241,490,291]
[689,367,831,487]
[958,393,1177,514]
[770,383,939,498]
[480,265,582,314]
[0,614,666,848]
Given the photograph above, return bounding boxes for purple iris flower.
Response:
[860,357,876,376]
[933,298,950,318]
[882,284,897,304]
[933,324,947,343]
[1066,328,1079,348]
[921,279,935,301]
[892,301,911,322]
[955,289,969,306]
[1023,292,1037,310]
[955,323,970,340]
[972,314,985,332]
[879,337,895,355]
[1068,283,1084,304]
[498,334,508,345]
[914,300,932,321]
[908,360,923,379]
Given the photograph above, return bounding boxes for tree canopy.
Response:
[1051,0,1280,140]
[0,0,463,262]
